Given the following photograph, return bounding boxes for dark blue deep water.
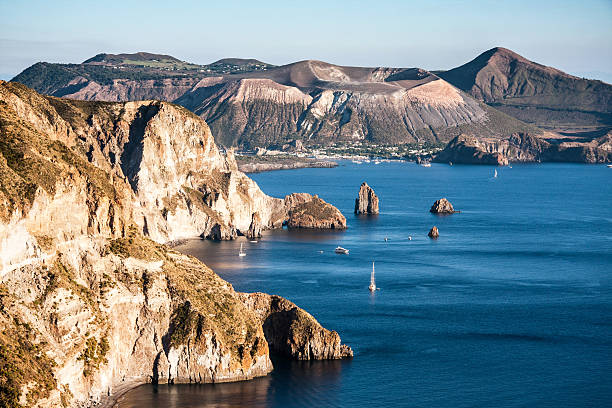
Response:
[119,162,612,407]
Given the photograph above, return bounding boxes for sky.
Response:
[1,0,611,82]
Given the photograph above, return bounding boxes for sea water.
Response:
[118,162,612,407]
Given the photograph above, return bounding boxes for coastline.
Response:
[236,156,338,173]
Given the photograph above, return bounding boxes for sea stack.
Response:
[355,182,380,214]
[428,226,440,239]
[430,198,458,214]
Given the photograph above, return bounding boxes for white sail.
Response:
[369,261,376,292]
[239,243,246,257]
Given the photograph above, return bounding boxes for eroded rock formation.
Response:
[430,198,457,214]
[355,182,379,214]
[238,293,353,360]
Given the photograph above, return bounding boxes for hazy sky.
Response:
[1,0,611,82]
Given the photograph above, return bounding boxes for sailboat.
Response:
[239,243,246,257]
[369,261,378,292]
[494,169,498,178]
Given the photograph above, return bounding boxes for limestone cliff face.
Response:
[0,81,351,407]
[434,133,612,164]
[0,81,324,247]
[238,293,353,360]
[354,182,379,215]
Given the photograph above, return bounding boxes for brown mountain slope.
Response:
[438,47,612,133]
[12,55,537,147]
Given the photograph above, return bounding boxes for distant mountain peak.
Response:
[83,52,181,64]
[210,58,270,66]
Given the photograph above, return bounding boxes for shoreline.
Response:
[236,157,338,173]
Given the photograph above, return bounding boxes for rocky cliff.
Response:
[434,133,612,164]
[354,182,379,215]
[238,293,353,360]
[0,81,351,407]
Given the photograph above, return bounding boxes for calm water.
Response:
[119,162,612,408]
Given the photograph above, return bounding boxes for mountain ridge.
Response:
[437,47,612,133]
[12,47,610,150]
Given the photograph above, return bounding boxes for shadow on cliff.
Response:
[120,103,160,192]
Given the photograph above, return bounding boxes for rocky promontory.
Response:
[434,135,509,165]
[285,194,347,229]
[0,81,351,407]
[238,293,353,360]
[435,133,612,164]
[355,182,379,214]
[430,198,458,214]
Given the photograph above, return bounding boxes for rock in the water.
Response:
[285,195,347,229]
[354,182,379,214]
[238,293,353,360]
[430,198,457,214]
[246,212,262,239]
[428,226,439,238]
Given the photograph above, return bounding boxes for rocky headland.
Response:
[285,194,347,229]
[355,182,379,215]
[0,81,350,407]
[434,133,612,164]
[238,293,353,360]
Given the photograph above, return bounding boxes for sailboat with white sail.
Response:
[369,261,378,292]
[239,243,246,257]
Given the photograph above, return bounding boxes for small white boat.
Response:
[408,236,412,241]
[335,246,349,255]
[239,243,246,257]
[421,162,431,167]
[494,169,498,178]
[607,164,612,168]
[374,160,381,164]
[384,237,388,242]
[449,161,453,166]
[369,261,377,292]
[250,240,258,243]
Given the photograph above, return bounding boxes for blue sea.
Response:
[119,162,612,407]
